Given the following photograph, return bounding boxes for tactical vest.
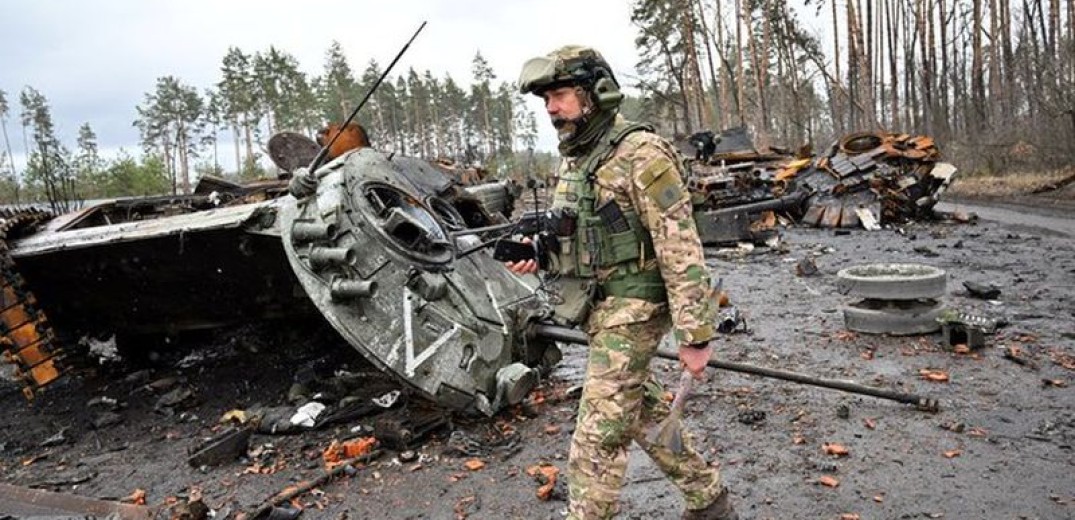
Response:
[549,121,668,318]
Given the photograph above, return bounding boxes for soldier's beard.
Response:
[553,109,616,158]
[552,117,579,143]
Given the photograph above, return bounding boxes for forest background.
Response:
[2,0,1073,212]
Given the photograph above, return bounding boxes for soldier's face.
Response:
[543,86,584,125]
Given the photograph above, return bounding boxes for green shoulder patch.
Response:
[638,159,686,212]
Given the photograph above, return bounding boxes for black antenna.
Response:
[308,21,427,173]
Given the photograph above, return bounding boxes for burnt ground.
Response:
[1,196,1073,520]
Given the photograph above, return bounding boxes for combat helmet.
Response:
[518,45,623,111]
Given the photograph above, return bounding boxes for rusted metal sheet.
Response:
[0,482,154,519]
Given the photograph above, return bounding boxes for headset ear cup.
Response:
[593,77,623,110]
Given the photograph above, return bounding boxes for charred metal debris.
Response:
[680,128,959,245]
[0,130,546,412]
[0,209,62,399]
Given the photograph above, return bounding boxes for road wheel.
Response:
[836,263,946,300]
[843,299,945,335]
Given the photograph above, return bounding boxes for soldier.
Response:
[508,45,738,520]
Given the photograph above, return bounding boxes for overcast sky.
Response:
[0,0,829,168]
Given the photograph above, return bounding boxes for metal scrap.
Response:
[679,128,960,244]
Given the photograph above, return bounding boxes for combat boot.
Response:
[682,488,738,520]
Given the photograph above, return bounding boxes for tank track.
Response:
[0,208,61,399]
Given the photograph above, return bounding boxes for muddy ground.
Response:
[1,196,1072,520]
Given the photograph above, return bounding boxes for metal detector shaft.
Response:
[527,323,939,411]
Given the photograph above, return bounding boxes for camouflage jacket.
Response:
[554,115,718,345]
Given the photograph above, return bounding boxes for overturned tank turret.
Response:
[278,147,557,414]
[3,136,556,416]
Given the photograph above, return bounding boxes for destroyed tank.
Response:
[679,128,959,245]
[1,133,558,416]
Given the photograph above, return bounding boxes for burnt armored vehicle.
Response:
[679,128,959,245]
[1,135,557,416]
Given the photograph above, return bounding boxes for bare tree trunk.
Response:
[905,1,919,130]
[735,0,746,126]
[657,37,689,130]
[695,0,722,130]
[715,0,730,129]
[243,115,255,175]
[938,0,952,138]
[1002,0,1015,121]
[989,0,1002,129]
[865,0,875,127]
[232,125,242,176]
[1068,0,1075,87]
[848,0,859,131]
[1049,0,1060,58]
[833,0,841,87]
[832,0,843,135]
[747,1,769,142]
[780,4,806,144]
[916,0,932,133]
[0,118,16,201]
[972,0,986,131]
[680,0,710,131]
[177,128,190,195]
[887,0,901,129]
[760,0,772,131]
[1025,0,1042,124]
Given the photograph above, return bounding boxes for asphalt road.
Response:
[1,196,1072,520]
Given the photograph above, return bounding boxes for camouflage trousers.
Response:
[567,299,722,520]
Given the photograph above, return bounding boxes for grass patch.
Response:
[946,167,1075,198]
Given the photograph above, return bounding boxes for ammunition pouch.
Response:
[550,277,598,326]
[597,270,667,303]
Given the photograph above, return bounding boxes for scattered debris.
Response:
[835,404,851,419]
[40,428,69,447]
[247,450,382,520]
[154,385,196,411]
[372,410,449,450]
[526,464,564,501]
[817,475,840,488]
[1048,349,1075,371]
[443,430,487,458]
[92,411,124,429]
[795,257,819,277]
[121,488,147,505]
[289,402,327,428]
[323,437,377,469]
[963,281,1002,300]
[823,443,850,457]
[919,369,950,383]
[464,458,486,471]
[736,409,767,426]
[187,427,252,468]
[716,306,748,334]
[938,310,1001,351]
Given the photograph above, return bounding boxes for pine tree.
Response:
[135,76,205,194]
[75,122,101,196]
[0,89,20,203]
[20,87,77,211]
